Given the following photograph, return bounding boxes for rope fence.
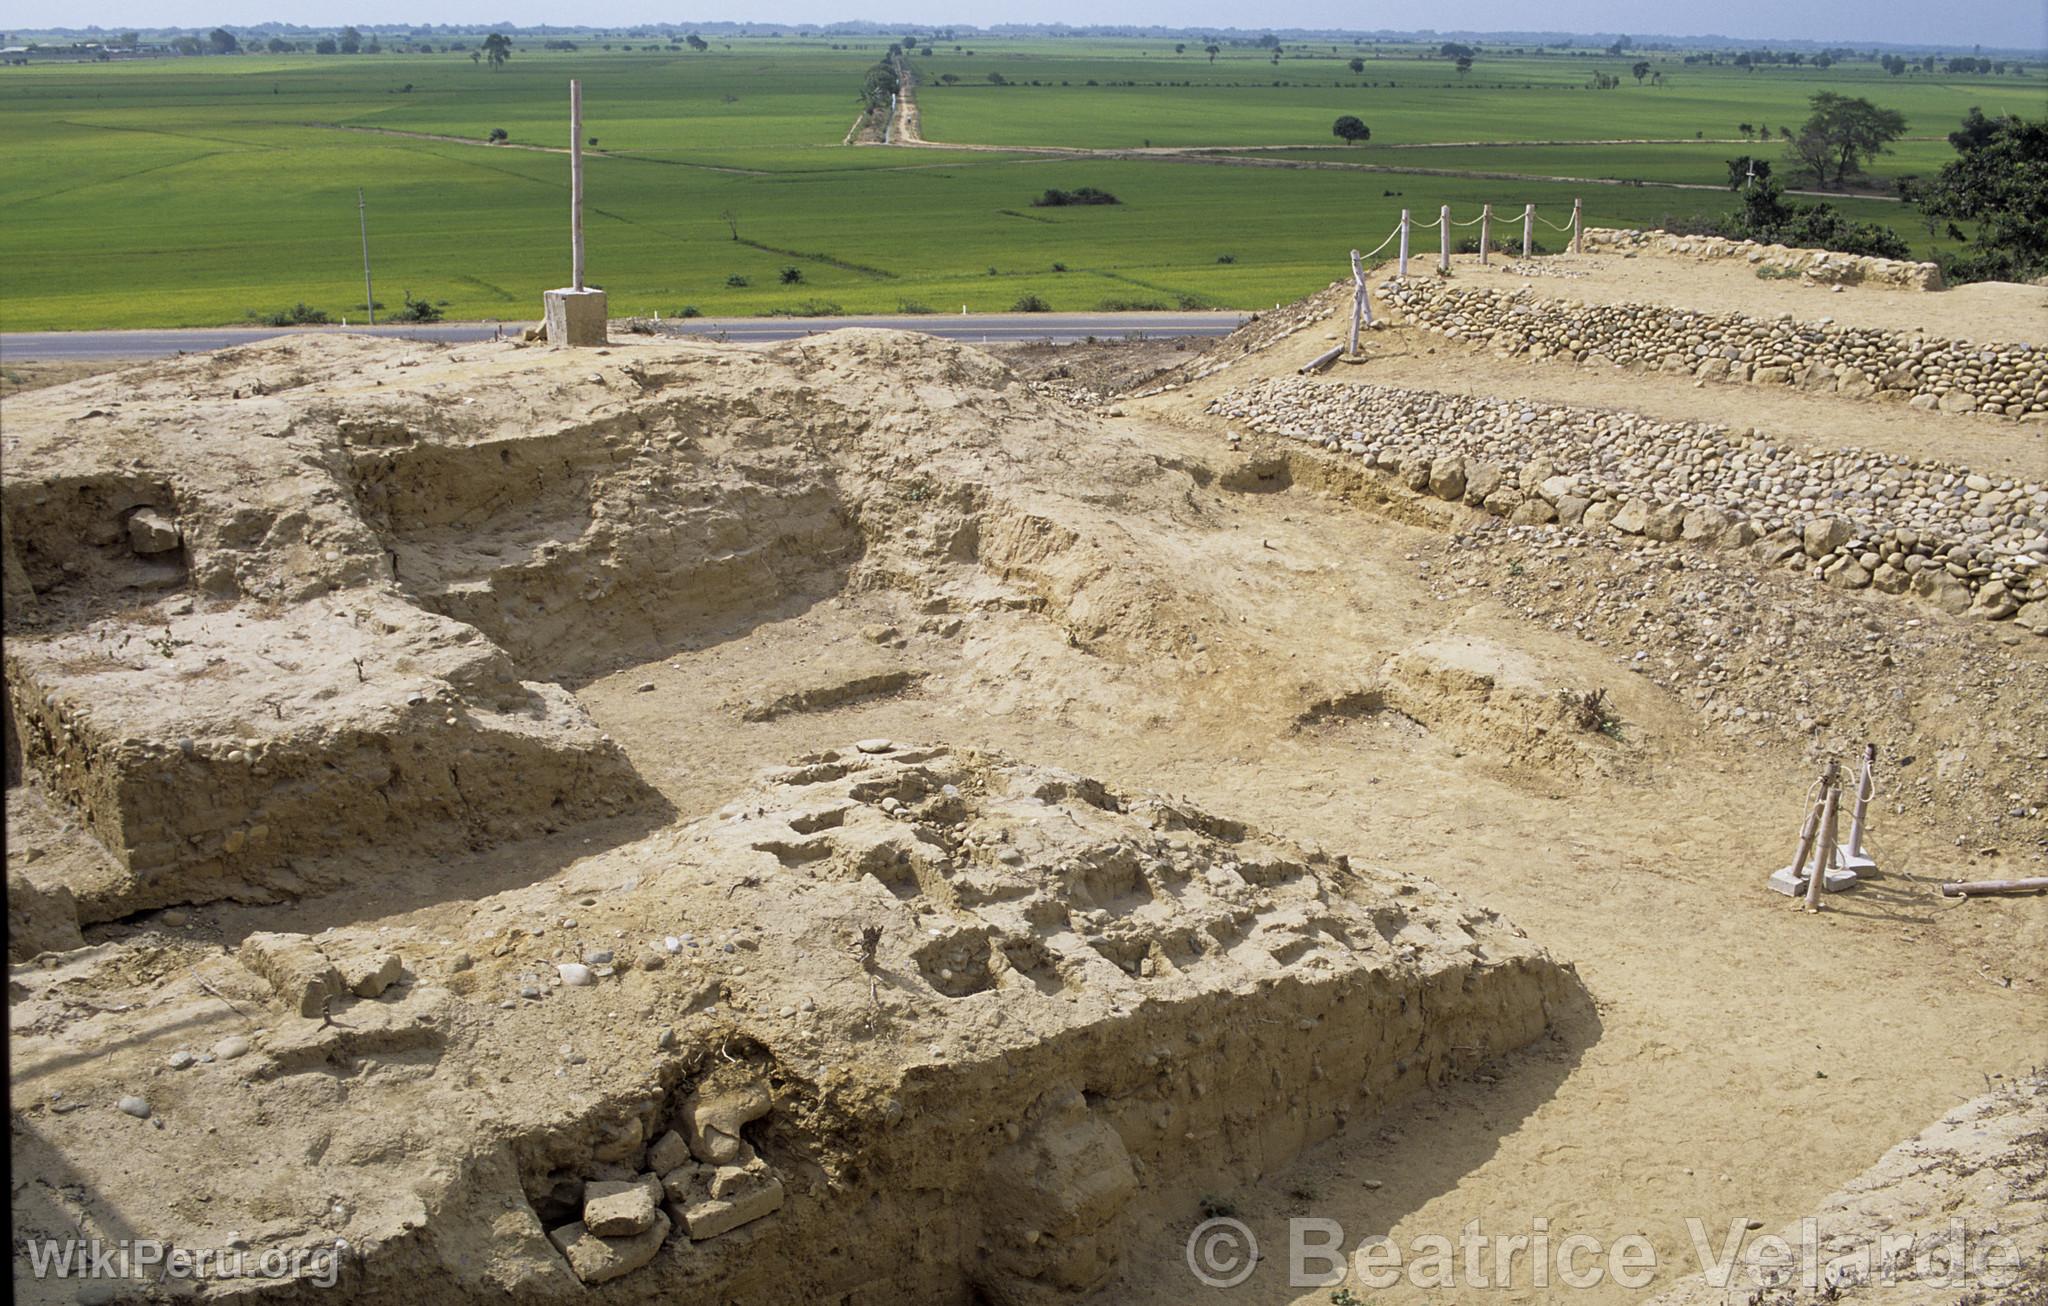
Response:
[1334,196,1585,360]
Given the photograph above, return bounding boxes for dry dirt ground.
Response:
[4,249,2044,1305]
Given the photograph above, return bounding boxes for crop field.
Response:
[1,38,2038,330]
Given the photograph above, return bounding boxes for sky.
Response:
[8,1,2046,51]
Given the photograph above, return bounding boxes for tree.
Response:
[1332,115,1370,145]
[1902,108,2048,283]
[1880,54,1907,76]
[1715,178,1909,258]
[315,38,338,55]
[482,32,512,70]
[1348,57,1364,73]
[339,26,361,54]
[1205,44,1219,64]
[267,38,290,53]
[685,33,708,52]
[1631,60,1650,84]
[1785,92,1906,186]
[1455,56,1473,78]
[1437,42,1475,60]
[208,28,239,54]
[719,208,739,240]
[1175,42,1185,54]
[1726,155,1772,188]
[1738,122,1754,139]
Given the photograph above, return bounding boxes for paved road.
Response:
[0,312,1246,361]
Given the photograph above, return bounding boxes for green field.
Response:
[1,38,2039,331]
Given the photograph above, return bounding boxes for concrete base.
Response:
[1768,863,1859,897]
[543,288,608,347]
[1835,845,1878,877]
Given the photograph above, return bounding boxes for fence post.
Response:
[1438,204,1451,272]
[1479,203,1492,265]
[1805,765,1842,911]
[1348,248,1369,355]
[1523,203,1534,258]
[1398,209,1410,278]
[1571,196,1583,254]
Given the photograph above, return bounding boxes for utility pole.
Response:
[570,79,585,292]
[358,188,375,326]
[542,79,605,344]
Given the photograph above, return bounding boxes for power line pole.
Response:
[570,80,585,291]
[358,188,375,326]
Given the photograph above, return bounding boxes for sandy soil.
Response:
[5,251,2045,1304]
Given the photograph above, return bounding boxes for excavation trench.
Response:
[2,330,1582,1305]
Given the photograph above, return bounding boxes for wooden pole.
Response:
[1845,743,1875,860]
[1940,877,2048,898]
[357,188,375,326]
[1398,209,1410,278]
[1522,203,1534,258]
[1347,248,1366,355]
[1438,204,1451,272]
[1804,763,1841,910]
[570,79,586,291]
[1786,786,1825,886]
[1479,203,1491,265]
[1571,197,1583,254]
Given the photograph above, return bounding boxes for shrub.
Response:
[1051,261,1067,272]
[1095,297,1166,311]
[250,301,330,327]
[766,299,845,316]
[1011,294,1052,312]
[390,291,442,323]
[675,305,703,318]
[725,274,749,288]
[895,299,936,314]
[1455,235,1548,255]
[1216,253,1236,264]
[487,127,508,143]
[779,265,805,284]
[1030,187,1120,208]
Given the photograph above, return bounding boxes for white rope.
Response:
[1357,223,1401,261]
[1536,214,1576,232]
[1450,213,1487,226]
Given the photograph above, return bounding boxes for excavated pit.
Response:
[4,331,1576,1305]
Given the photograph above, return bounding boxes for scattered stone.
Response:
[583,1175,661,1237]
[646,1130,693,1175]
[557,963,595,987]
[545,1212,671,1284]
[213,1035,250,1060]
[117,1096,151,1119]
[682,1081,772,1165]
[126,507,182,554]
[854,738,895,755]
[342,952,404,999]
